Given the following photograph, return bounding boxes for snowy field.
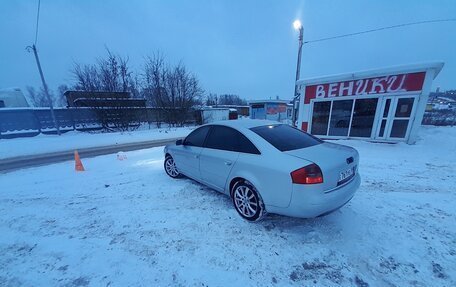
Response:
[0,126,193,159]
[0,126,455,286]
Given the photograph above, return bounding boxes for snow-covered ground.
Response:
[0,126,193,159]
[0,126,455,286]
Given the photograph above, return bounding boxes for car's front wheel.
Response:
[232,181,265,222]
[164,155,182,178]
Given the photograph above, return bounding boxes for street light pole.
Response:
[27,44,61,135]
[291,20,304,127]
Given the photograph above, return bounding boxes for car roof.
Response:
[207,119,281,129]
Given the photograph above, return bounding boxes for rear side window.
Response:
[205,126,260,154]
[251,124,322,152]
[0,100,5,108]
[184,126,210,147]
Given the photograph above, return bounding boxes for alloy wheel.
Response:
[165,157,179,178]
[233,185,258,218]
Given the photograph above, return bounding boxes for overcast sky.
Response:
[1,0,455,100]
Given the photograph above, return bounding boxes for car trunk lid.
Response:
[284,142,359,190]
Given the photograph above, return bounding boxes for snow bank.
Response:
[0,126,193,159]
[0,126,455,286]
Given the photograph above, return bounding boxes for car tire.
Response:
[231,181,265,222]
[164,155,182,178]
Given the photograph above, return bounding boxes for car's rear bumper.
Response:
[274,173,361,218]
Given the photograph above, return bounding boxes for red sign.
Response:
[266,103,287,115]
[304,72,425,104]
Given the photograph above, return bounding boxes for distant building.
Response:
[208,105,249,117]
[196,107,239,124]
[248,100,292,123]
[0,88,30,108]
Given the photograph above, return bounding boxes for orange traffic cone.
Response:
[74,151,85,171]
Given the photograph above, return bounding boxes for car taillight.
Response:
[291,163,323,184]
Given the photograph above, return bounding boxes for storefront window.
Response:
[390,119,409,138]
[328,100,353,136]
[395,98,414,117]
[349,98,378,137]
[311,98,379,138]
[311,101,331,135]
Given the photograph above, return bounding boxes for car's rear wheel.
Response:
[232,181,265,222]
[164,155,181,178]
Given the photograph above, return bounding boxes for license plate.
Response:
[339,166,355,183]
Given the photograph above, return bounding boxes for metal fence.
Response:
[2,107,453,139]
[0,107,196,139]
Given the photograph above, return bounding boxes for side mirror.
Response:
[176,139,183,146]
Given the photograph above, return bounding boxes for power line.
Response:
[34,0,41,45]
[304,18,456,44]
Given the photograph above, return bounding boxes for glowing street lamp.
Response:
[293,19,302,30]
[291,19,304,127]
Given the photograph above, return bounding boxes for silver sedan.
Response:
[164,120,360,221]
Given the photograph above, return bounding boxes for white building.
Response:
[248,100,292,124]
[0,88,30,108]
[200,107,239,124]
[296,62,444,144]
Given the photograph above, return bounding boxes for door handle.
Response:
[194,155,199,159]
[224,161,232,166]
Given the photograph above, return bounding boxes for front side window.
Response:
[184,126,210,147]
[0,100,5,108]
[251,124,322,152]
[205,126,260,154]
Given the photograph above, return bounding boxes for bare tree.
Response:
[68,49,202,129]
[26,86,46,107]
[56,84,69,106]
[218,94,247,105]
[72,64,102,92]
[205,93,218,106]
[26,86,66,107]
[142,54,203,126]
[70,48,142,131]
[71,48,137,94]
[142,53,167,107]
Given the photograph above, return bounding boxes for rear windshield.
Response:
[250,124,322,152]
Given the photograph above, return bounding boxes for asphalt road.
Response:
[0,137,181,173]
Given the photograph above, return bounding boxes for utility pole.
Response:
[291,20,304,127]
[27,0,60,135]
[27,44,61,135]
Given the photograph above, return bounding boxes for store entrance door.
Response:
[375,96,417,140]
